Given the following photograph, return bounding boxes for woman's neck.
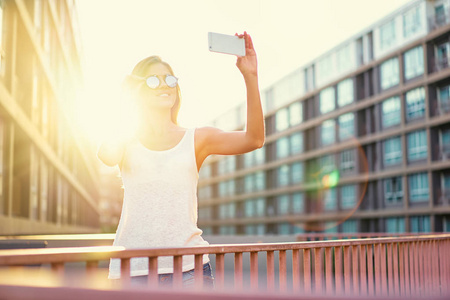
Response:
[137,109,177,136]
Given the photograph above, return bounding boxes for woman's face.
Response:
[136,62,177,111]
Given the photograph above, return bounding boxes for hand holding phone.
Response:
[208,32,246,56]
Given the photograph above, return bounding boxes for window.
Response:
[321,119,336,146]
[410,215,431,232]
[384,177,403,204]
[219,203,235,219]
[277,165,290,187]
[255,171,265,191]
[289,102,302,126]
[342,220,357,233]
[407,130,427,161]
[441,128,450,155]
[291,162,303,184]
[384,136,402,166]
[338,113,355,140]
[341,185,356,209]
[340,149,355,173]
[276,108,289,132]
[436,41,450,70]
[380,19,396,51]
[336,43,353,74]
[219,180,235,197]
[323,188,337,211]
[381,96,401,128]
[218,156,236,175]
[276,137,290,159]
[199,207,212,220]
[199,164,211,178]
[245,199,255,217]
[337,78,354,107]
[198,186,212,200]
[319,87,335,114]
[435,4,447,26]
[386,217,405,233]
[408,173,429,202]
[380,57,400,90]
[405,87,425,120]
[245,225,256,235]
[320,155,335,174]
[442,173,450,199]
[404,46,424,80]
[278,222,291,234]
[255,198,266,217]
[244,147,266,168]
[290,132,303,155]
[277,195,290,215]
[403,5,422,39]
[292,193,304,213]
[438,84,450,113]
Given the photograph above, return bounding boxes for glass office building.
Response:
[0,1,101,234]
[198,0,450,235]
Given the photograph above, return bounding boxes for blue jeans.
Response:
[129,262,215,289]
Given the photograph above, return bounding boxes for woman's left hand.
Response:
[235,31,257,78]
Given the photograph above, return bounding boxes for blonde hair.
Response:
[122,55,181,124]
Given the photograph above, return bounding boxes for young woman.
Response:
[99,31,265,289]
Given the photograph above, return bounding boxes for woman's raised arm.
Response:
[196,32,265,161]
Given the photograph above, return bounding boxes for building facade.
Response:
[198,0,450,235]
[0,0,101,234]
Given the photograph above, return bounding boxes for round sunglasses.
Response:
[131,74,178,89]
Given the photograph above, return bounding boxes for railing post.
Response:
[380,243,387,296]
[352,245,359,296]
[334,246,343,295]
[386,243,394,296]
[173,255,183,289]
[303,248,311,294]
[216,253,225,290]
[250,251,258,291]
[279,250,287,292]
[86,260,98,277]
[325,247,333,295]
[314,248,323,295]
[359,244,367,296]
[343,246,351,294]
[51,262,64,277]
[292,249,300,293]
[413,241,420,296]
[148,256,158,288]
[392,242,400,297]
[367,244,374,295]
[194,254,203,290]
[120,258,131,285]
[266,250,275,292]
[234,252,243,291]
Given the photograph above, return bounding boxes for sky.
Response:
[75,0,411,143]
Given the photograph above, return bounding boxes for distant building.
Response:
[197,0,450,235]
[0,0,101,234]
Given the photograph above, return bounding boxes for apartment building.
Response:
[0,0,101,234]
[197,0,450,235]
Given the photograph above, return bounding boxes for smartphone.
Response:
[208,32,246,56]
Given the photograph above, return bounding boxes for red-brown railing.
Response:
[295,232,444,241]
[0,234,449,297]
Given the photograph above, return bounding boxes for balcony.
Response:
[0,233,449,299]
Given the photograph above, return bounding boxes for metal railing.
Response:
[0,234,449,297]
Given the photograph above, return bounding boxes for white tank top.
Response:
[108,127,210,279]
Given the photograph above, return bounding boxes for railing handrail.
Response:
[1,234,449,266]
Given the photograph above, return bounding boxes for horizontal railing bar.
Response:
[1,284,449,300]
[0,235,449,266]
